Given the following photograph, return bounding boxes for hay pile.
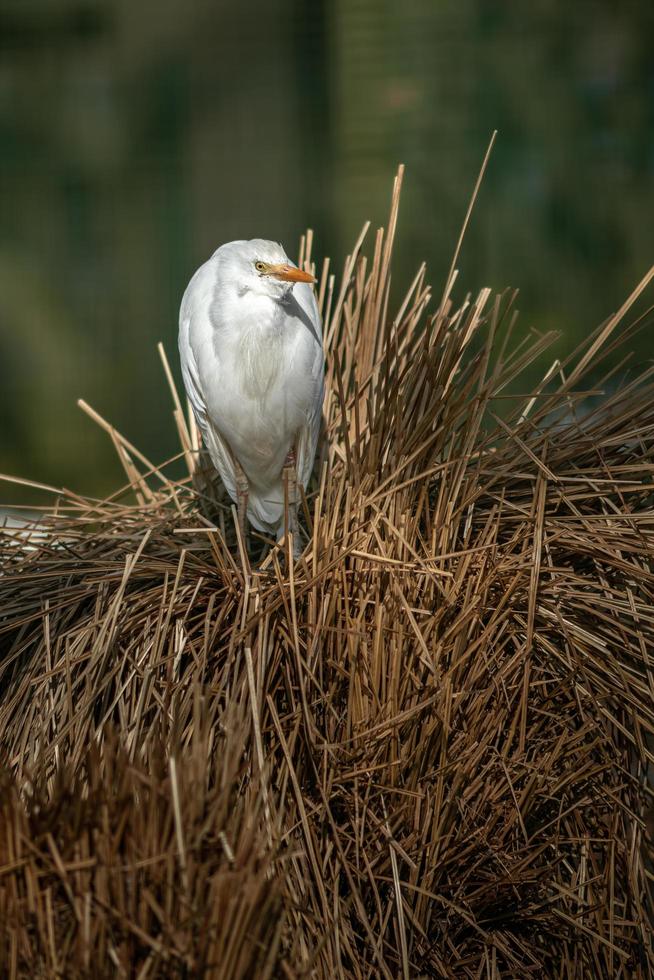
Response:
[2,167,654,978]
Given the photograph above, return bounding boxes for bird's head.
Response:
[217,239,316,302]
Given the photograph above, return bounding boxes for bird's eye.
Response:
[254,261,266,273]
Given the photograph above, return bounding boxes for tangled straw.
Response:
[1,159,654,978]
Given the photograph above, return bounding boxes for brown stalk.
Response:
[1,162,654,977]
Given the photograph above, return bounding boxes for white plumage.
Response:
[178,239,324,546]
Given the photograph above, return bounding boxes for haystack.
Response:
[1,165,654,978]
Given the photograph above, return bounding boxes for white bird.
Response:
[178,239,324,556]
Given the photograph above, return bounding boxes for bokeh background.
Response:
[1,0,653,499]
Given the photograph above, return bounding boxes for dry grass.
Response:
[2,163,654,978]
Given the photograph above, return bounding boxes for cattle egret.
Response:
[178,239,324,557]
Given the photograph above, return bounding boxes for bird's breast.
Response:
[203,311,318,484]
[238,324,284,399]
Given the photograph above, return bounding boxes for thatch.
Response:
[1,164,654,978]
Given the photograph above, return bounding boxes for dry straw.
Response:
[2,156,654,977]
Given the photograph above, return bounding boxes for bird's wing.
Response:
[178,305,238,505]
[178,312,209,442]
[295,285,325,493]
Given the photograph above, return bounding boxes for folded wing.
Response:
[178,310,239,507]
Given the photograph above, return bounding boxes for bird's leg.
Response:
[282,444,301,558]
[234,459,250,551]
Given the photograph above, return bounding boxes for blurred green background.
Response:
[1,0,653,499]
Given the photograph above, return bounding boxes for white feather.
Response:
[178,239,324,535]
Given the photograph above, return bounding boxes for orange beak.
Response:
[268,263,316,284]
